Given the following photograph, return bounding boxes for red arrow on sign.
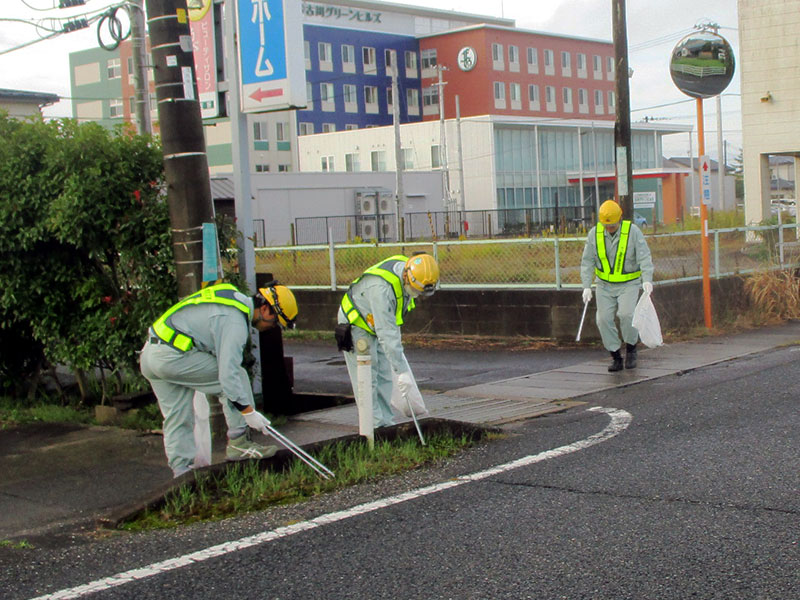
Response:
[702,160,709,172]
[249,88,284,102]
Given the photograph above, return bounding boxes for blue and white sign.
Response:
[699,155,712,206]
[235,0,307,113]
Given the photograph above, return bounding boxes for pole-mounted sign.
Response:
[234,0,307,113]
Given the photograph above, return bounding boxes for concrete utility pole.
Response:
[145,0,215,297]
[128,0,152,135]
[612,0,634,218]
[437,65,451,211]
[455,95,467,235]
[390,51,405,241]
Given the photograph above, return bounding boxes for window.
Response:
[345,123,358,131]
[278,164,290,172]
[109,98,123,118]
[345,152,360,172]
[305,82,313,110]
[370,150,386,171]
[578,88,588,113]
[430,145,441,168]
[320,82,335,111]
[255,164,270,173]
[304,41,310,69]
[577,53,587,77]
[298,122,314,135]
[494,81,506,109]
[127,57,135,83]
[492,43,504,70]
[545,85,556,111]
[527,47,538,74]
[544,49,554,75]
[362,46,376,74]
[421,48,437,70]
[407,88,419,115]
[386,87,394,109]
[593,55,603,79]
[318,42,332,71]
[364,85,378,113]
[107,58,121,79]
[561,51,571,76]
[276,122,288,142]
[422,86,439,106]
[322,123,336,133]
[384,49,394,72]
[401,148,414,170]
[405,50,418,77]
[342,44,355,72]
[128,96,135,114]
[562,86,573,111]
[607,56,615,80]
[509,82,521,109]
[343,84,357,105]
[321,156,334,171]
[608,90,616,111]
[528,84,540,110]
[594,90,604,114]
[253,121,269,141]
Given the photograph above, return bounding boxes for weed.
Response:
[0,539,34,550]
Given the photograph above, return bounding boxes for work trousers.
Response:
[340,321,396,428]
[595,279,642,352]
[139,341,247,476]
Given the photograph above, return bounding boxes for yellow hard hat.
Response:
[257,284,298,329]
[599,200,622,225]
[404,253,439,297]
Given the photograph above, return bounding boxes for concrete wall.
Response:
[294,277,748,341]
[739,0,800,224]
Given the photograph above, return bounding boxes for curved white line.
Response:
[31,407,631,600]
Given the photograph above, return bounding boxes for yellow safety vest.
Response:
[341,255,415,334]
[151,283,250,351]
[594,221,642,283]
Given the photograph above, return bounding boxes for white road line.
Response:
[31,406,631,600]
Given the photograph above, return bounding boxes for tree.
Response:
[0,115,175,402]
[731,147,744,202]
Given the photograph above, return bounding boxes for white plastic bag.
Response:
[390,372,428,417]
[192,391,212,468]
[632,292,663,348]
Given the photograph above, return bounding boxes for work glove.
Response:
[582,288,592,304]
[642,281,653,296]
[396,371,427,416]
[243,408,271,432]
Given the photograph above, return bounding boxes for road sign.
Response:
[699,155,712,205]
[235,0,307,113]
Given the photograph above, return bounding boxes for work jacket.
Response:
[580,220,654,288]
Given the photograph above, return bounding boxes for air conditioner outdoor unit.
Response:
[358,218,378,239]
[378,192,393,214]
[380,220,396,241]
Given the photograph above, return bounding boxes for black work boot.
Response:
[608,350,623,372]
[625,343,638,369]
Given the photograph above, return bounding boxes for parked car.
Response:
[634,212,648,228]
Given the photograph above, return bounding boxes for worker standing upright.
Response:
[336,253,439,427]
[581,200,654,372]
[140,282,298,477]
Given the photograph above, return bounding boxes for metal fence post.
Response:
[778,219,785,269]
[554,237,562,289]
[714,230,720,278]
[328,229,337,291]
[432,240,439,264]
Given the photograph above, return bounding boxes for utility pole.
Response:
[436,65,451,211]
[145,0,215,297]
[455,95,467,235]
[390,51,405,242]
[128,0,152,135]
[612,0,634,218]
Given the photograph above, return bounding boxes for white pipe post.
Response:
[355,338,374,449]
[328,228,336,291]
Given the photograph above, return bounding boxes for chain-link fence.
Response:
[254,224,800,290]
[294,206,593,245]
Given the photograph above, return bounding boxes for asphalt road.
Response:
[3,347,798,600]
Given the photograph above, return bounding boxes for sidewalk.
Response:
[3,322,799,542]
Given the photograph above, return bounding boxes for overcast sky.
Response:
[0,0,740,161]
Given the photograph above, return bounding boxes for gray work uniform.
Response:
[337,266,413,428]
[580,222,654,352]
[139,293,254,475]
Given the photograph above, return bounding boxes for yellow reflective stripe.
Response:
[594,221,642,283]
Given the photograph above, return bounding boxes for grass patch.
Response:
[0,398,94,430]
[0,539,34,550]
[120,431,481,531]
